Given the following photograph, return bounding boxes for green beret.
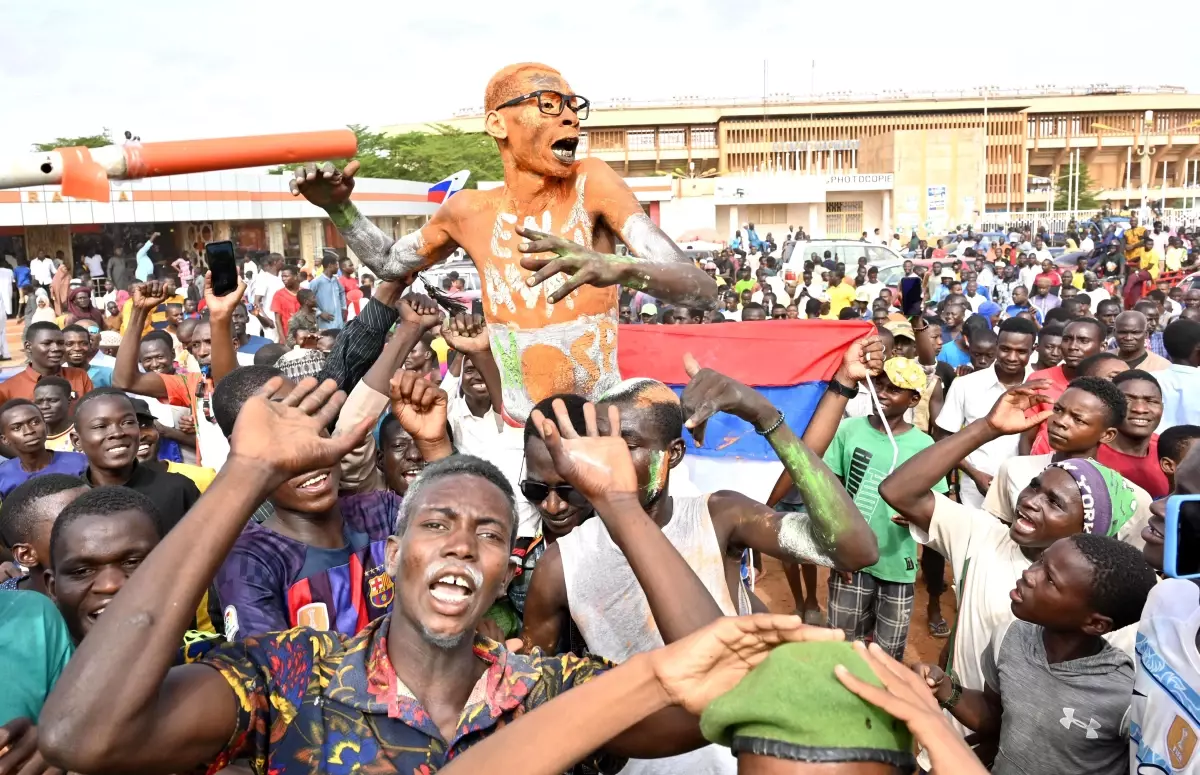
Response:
[700,642,915,769]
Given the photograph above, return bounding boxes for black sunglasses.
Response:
[519,480,591,508]
[495,90,590,120]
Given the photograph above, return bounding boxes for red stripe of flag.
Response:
[616,320,873,387]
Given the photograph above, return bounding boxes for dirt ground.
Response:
[752,555,957,666]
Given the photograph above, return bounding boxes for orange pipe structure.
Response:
[1,129,358,203]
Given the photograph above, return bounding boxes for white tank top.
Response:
[558,494,740,775]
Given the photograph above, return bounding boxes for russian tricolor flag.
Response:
[427,170,470,204]
[617,320,873,497]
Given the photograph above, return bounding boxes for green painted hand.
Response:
[516,227,626,303]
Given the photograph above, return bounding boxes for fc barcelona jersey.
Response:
[209,490,401,640]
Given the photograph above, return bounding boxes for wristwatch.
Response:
[827,379,859,400]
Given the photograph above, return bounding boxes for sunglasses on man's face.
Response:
[519,480,591,508]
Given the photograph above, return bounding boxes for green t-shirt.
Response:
[823,417,946,583]
[733,279,755,297]
[0,590,74,724]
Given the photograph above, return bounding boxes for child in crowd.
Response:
[877,382,1141,737]
[0,474,90,593]
[45,487,164,644]
[823,357,946,659]
[1100,370,1169,498]
[33,377,76,452]
[1156,423,1200,495]
[987,376,1153,546]
[921,534,1156,775]
[0,399,88,498]
[286,289,319,347]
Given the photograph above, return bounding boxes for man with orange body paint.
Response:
[291,63,716,423]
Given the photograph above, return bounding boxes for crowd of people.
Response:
[2,180,1200,775]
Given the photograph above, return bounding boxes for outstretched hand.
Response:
[985,379,1055,436]
[203,270,247,320]
[229,377,370,484]
[389,369,449,443]
[517,227,623,303]
[835,642,987,775]
[288,161,359,208]
[652,614,844,715]
[530,400,638,504]
[680,353,777,445]
[442,313,491,354]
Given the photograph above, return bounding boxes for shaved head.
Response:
[485,62,564,112]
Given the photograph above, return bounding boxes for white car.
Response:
[782,240,904,283]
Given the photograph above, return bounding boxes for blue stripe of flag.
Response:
[669,381,828,461]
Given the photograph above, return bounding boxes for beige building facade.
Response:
[389,86,1200,240]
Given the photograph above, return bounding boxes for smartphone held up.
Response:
[1164,494,1200,579]
[205,240,239,297]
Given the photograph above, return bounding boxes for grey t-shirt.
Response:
[985,620,1132,775]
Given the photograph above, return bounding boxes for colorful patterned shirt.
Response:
[201,617,623,775]
[209,490,401,640]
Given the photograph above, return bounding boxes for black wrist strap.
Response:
[827,379,859,399]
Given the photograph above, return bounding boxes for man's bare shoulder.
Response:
[576,157,625,186]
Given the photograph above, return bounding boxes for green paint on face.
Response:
[644,449,667,501]
[491,330,525,389]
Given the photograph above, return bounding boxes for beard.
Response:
[420,625,466,650]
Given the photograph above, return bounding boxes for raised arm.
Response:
[518,543,571,654]
[681,354,878,571]
[39,378,372,774]
[290,161,457,280]
[111,282,172,398]
[534,400,724,643]
[878,381,1053,533]
[442,313,504,416]
[445,615,843,775]
[765,335,881,504]
[206,271,249,384]
[516,159,717,309]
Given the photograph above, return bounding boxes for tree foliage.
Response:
[1054,163,1101,210]
[271,124,503,186]
[32,130,113,152]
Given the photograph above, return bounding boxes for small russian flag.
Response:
[427,170,470,204]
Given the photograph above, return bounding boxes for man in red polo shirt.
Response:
[0,322,93,405]
[270,265,303,342]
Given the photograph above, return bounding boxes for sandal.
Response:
[928,618,951,639]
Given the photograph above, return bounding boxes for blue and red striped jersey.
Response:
[209,490,401,640]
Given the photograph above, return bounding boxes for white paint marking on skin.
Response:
[621,212,681,265]
[523,211,552,235]
[484,262,516,315]
[561,174,593,248]
[778,512,836,568]
[506,264,541,309]
[491,212,517,259]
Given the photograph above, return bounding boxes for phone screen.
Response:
[206,240,238,297]
[900,277,923,317]
[1174,498,1200,577]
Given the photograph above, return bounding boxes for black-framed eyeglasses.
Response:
[519,479,591,508]
[496,90,590,120]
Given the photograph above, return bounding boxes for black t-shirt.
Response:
[86,462,202,532]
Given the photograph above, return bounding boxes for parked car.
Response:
[417,258,482,305]
[782,240,904,282]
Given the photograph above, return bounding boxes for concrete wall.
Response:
[660,197,718,241]
[890,128,985,237]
